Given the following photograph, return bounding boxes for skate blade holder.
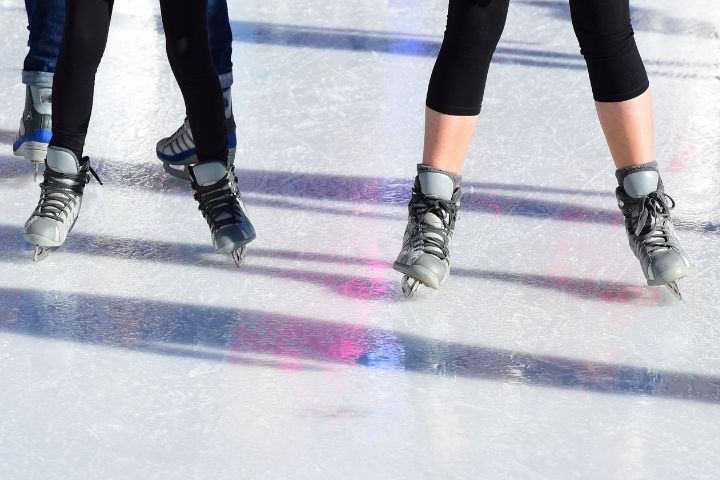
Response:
[401,275,423,299]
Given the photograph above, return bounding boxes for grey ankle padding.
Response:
[615,161,660,198]
[191,160,227,186]
[417,164,461,188]
[418,171,455,201]
[46,146,80,174]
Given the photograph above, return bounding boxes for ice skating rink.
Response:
[1,0,719,478]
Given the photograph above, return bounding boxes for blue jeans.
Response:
[22,0,233,89]
[22,0,64,87]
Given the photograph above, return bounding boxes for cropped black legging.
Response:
[50,0,227,162]
[427,0,650,116]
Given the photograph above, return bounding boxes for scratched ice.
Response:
[0,0,719,478]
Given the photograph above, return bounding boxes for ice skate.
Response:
[24,146,102,261]
[13,85,53,181]
[393,170,462,298]
[157,88,237,180]
[616,169,694,300]
[188,159,255,267]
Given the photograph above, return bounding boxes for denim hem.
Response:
[218,71,233,89]
[22,70,54,87]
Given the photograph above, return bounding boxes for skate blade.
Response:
[162,161,192,181]
[33,246,57,262]
[401,275,422,299]
[665,281,683,301]
[232,246,248,268]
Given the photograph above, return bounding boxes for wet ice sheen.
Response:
[0,0,719,478]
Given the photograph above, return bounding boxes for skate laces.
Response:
[634,191,677,254]
[408,190,459,260]
[192,165,244,231]
[35,162,102,222]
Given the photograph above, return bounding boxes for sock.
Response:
[615,161,660,198]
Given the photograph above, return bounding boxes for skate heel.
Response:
[19,141,49,162]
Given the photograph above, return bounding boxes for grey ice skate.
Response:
[157,88,237,180]
[616,170,694,299]
[13,85,53,181]
[393,170,462,298]
[188,159,256,267]
[24,146,102,261]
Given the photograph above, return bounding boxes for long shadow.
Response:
[0,224,657,304]
[2,160,717,233]
[227,20,712,79]
[0,287,717,403]
[517,0,719,40]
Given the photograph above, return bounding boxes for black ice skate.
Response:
[616,171,694,299]
[13,85,52,181]
[188,159,256,266]
[24,146,102,261]
[393,170,461,298]
[158,88,237,180]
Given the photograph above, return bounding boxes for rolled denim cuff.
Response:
[218,71,233,90]
[22,70,54,88]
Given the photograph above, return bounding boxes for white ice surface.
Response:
[1,0,719,478]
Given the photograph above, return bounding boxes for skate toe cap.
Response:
[214,223,256,253]
[400,255,449,289]
[24,218,61,246]
[649,250,694,285]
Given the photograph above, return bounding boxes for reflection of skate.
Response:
[157,88,237,180]
[616,172,694,300]
[24,147,102,261]
[13,86,53,181]
[188,160,255,267]
[393,170,461,298]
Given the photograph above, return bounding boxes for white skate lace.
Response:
[35,162,102,222]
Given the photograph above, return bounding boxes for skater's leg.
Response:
[595,91,654,170]
[23,0,65,80]
[14,0,65,169]
[396,0,509,296]
[156,0,237,177]
[423,109,477,175]
[423,0,509,174]
[208,0,233,90]
[159,0,227,163]
[570,0,693,295]
[569,0,653,170]
[23,0,108,258]
[50,0,114,159]
[159,0,254,263]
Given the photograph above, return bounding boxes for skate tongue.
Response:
[623,170,659,198]
[418,171,454,201]
[46,147,80,175]
[191,160,227,186]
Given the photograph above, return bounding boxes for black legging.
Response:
[50,0,227,162]
[427,0,650,116]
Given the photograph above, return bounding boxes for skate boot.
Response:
[616,168,694,299]
[24,146,102,261]
[188,159,255,266]
[393,170,462,298]
[13,85,53,181]
[157,88,237,180]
